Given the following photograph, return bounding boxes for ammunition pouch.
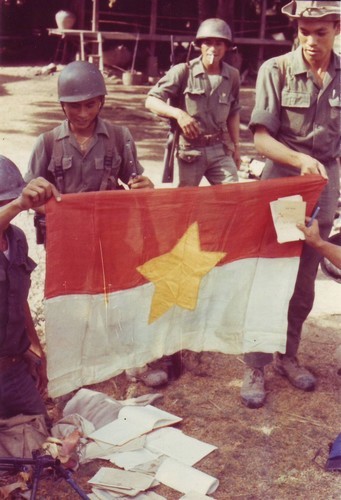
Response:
[177,149,202,164]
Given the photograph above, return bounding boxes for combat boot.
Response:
[125,365,168,387]
[273,353,316,391]
[240,367,266,409]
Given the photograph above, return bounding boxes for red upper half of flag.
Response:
[45,176,325,298]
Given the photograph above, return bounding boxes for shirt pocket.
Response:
[329,97,341,121]
[280,91,311,136]
[216,91,231,123]
[17,249,36,275]
[12,253,35,302]
[95,155,121,173]
[95,155,122,188]
[48,156,73,175]
[184,87,206,117]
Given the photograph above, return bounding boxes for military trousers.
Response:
[244,159,340,368]
[177,142,238,187]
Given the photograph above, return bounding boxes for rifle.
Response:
[161,39,193,183]
[162,126,179,183]
[0,451,90,499]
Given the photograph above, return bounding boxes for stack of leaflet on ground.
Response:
[55,388,219,498]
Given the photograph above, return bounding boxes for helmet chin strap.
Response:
[60,102,66,116]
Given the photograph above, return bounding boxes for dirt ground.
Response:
[0,64,340,500]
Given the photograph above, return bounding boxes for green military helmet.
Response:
[58,61,107,103]
[282,1,340,21]
[195,18,233,46]
[0,155,26,202]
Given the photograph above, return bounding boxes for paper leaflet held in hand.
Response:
[270,195,306,244]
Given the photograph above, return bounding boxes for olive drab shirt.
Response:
[25,118,144,193]
[249,46,341,165]
[147,56,241,135]
[0,225,35,357]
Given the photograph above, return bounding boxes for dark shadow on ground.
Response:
[0,73,30,96]
[26,83,256,162]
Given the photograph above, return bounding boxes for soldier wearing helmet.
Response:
[146,18,241,187]
[0,156,59,421]
[25,61,153,194]
[241,1,340,409]
[24,61,167,389]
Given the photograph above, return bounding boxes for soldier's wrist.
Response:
[10,198,26,214]
[174,108,184,121]
[291,152,305,170]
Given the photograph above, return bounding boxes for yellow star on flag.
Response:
[137,222,226,323]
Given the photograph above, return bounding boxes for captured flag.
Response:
[45,176,325,397]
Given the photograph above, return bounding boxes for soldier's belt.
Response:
[179,132,227,148]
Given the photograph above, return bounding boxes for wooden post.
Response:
[73,0,86,29]
[80,32,85,60]
[147,0,159,77]
[92,0,99,32]
[149,0,157,56]
[98,32,104,72]
[257,0,267,68]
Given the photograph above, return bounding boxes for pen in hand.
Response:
[307,206,320,227]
